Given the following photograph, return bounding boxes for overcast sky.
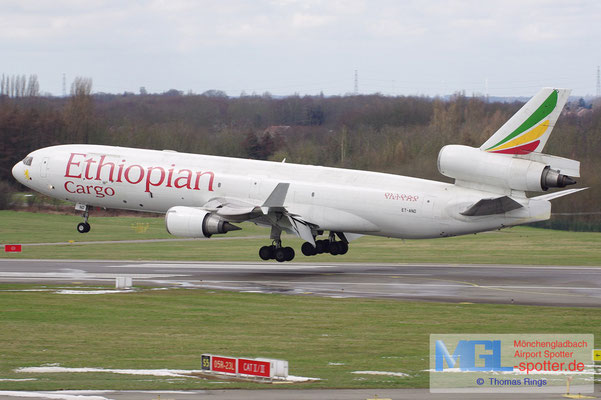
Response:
[2,0,600,97]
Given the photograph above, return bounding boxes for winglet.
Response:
[262,183,290,208]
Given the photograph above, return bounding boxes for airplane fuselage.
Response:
[12,144,551,240]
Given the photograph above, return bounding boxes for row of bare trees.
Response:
[1,80,599,229]
[0,74,40,98]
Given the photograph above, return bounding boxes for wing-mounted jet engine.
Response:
[165,206,241,238]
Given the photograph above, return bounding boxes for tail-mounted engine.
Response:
[437,145,577,192]
[165,206,240,238]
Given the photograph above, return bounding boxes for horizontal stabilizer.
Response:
[531,187,588,201]
[461,196,523,216]
[515,153,580,177]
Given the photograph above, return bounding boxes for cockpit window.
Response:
[23,156,33,166]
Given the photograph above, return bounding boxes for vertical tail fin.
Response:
[481,88,571,155]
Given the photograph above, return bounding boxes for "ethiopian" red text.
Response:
[64,153,215,193]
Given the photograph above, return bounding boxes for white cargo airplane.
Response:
[12,88,585,262]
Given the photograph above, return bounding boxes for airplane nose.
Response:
[12,162,24,184]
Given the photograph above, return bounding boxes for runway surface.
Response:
[0,259,600,307]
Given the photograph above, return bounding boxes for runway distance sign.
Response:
[201,354,211,370]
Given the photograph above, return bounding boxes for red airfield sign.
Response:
[4,244,22,252]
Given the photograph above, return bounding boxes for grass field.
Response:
[0,210,259,243]
[1,211,601,265]
[0,285,599,390]
[1,211,599,391]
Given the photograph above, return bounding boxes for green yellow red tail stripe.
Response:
[485,90,558,154]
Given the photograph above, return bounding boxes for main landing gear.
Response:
[258,231,349,262]
[301,232,348,257]
[259,240,295,262]
[76,204,91,233]
[259,226,295,262]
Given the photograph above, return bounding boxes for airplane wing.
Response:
[200,182,319,245]
[460,196,523,216]
[202,198,258,218]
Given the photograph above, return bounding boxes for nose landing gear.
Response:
[77,222,91,233]
[76,204,91,233]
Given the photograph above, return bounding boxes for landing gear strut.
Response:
[76,204,91,233]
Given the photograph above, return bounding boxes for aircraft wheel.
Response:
[274,248,288,263]
[316,239,329,254]
[284,247,295,261]
[77,222,90,233]
[329,242,340,255]
[259,246,273,260]
[301,242,316,256]
[338,241,349,255]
